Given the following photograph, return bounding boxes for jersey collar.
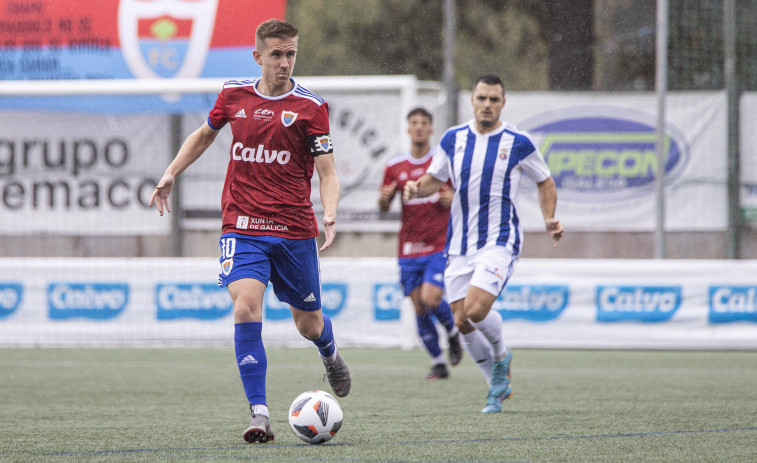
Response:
[252,77,298,100]
[468,119,507,137]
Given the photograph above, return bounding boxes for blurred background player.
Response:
[403,75,563,413]
[378,107,463,380]
[149,19,350,443]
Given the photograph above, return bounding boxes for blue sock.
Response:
[234,322,267,406]
[417,313,442,358]
[430,299,456,333]
[311,314,336,358]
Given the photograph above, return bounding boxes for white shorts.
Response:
[444,246,518,303]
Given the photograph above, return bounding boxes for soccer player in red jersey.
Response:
[379,107,463,380]
[149,19,350,444]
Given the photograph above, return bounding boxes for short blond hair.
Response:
[255,19,298,50]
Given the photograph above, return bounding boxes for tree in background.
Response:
[286,0,672,92]
[287,0,549,90]
[593,0,655,91]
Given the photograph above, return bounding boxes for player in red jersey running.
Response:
[149,19,350,444]
[379,107,463,380]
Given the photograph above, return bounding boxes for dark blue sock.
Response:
[234,322,267,405]
[311,314,336,358]
[430,299,456,333]
[417,313,442,357]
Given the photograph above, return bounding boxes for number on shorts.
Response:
[220,237,236,259]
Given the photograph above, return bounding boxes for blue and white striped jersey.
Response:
[427,120,551,256]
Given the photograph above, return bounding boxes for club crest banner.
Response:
[118,0,219,80]
[0,0,287,111]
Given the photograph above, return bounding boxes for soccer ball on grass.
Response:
[288,389,343,444]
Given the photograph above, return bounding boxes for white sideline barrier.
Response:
[1,258,756,349]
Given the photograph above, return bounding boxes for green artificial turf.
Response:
[1,347,755,462]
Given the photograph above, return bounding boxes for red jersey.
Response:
[207,78,333,239]
[381,149,451,258]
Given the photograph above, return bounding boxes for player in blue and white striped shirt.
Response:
[404,75,563,413]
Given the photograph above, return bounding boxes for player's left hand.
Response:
[545,218,563,247]
[320,216,336,251]
[402,180,419,201]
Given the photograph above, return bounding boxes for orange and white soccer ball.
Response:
[288,389,343,444]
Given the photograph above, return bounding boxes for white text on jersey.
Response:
[232,142,291,165]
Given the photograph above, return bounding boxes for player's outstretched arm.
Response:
[315,153,340,252]
[149,123,219,216]
[403,173,444,201]
[536,177,563,246]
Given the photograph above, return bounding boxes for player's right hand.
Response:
[403,180,418,201]
[378,181,397,211]
[149,174,175,216]
[545,218,563,246]
[319,215,336,252]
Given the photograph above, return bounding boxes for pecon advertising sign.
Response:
[469,92,729,232]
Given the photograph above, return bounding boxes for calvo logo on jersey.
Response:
[596,285,681,322]
[281,110,298,127]
[232,142,291,164]
[493,285,569,322]
[0,283,23,319]
[709,286,757,323]
[156,284,232,320]
[118,0,218,79]
[264,283,347,320]
[521,108,689,202]
[48,283,129,320]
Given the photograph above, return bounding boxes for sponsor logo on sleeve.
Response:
[373,283,403,321]
[709,286,757,323]
[48,283,129,320]
[0,283,23,319]
[155,284,232,320]
[494,285,569,322]
[595,285,681,322]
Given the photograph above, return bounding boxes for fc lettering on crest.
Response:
[118,0,219,79]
